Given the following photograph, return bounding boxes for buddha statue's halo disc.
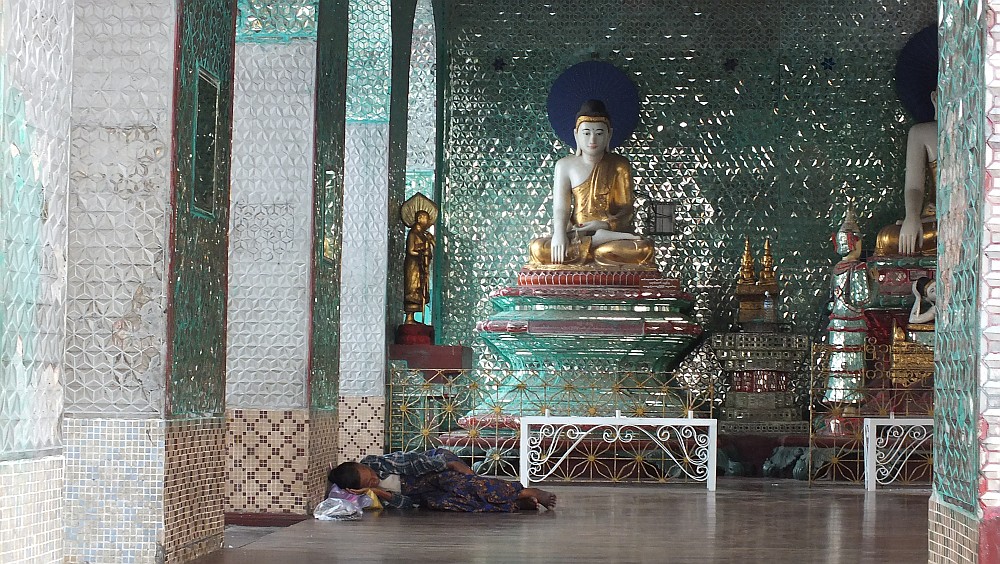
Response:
[547,61,640,150]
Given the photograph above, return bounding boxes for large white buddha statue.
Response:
[874,90,938,257]
[528,99,654,268]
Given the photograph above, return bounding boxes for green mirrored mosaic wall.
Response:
[934,1,983,514]
[237,0,317,42]
[168,0,236,416]
[437,1,936,358]
[311,0,349,410]
[348,0,391,122]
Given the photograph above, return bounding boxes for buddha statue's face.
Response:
[574,121,610,157]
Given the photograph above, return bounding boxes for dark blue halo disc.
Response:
[895,25,938,123]
[547,61,640,150]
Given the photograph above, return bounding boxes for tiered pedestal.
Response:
[712,332,809,434]
[388,344,473,384]
[478,269,703,371]
[711,332,811,476]
[430,269,706,474]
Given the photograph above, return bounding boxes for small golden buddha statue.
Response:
[874,91,938,257]
[401,194,437,324]
[528,100,654,268]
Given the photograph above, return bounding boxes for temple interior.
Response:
[3,0,1000,562]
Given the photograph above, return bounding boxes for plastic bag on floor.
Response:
[327,484,373,509]
[314,496,363,521]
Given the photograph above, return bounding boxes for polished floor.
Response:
[192,478,930,564]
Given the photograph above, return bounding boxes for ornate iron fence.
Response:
[808,340,934,485]
[386,363,715,480]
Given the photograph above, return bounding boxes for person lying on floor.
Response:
[328,447,556,512]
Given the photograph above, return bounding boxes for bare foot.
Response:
[515,496,538,511]
[519,487,557,510]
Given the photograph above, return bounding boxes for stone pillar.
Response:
[63,1,234,562]
[225,36,323,520]
[0,0,73,561]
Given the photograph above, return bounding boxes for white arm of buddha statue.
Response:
[897,121,936,255]
[549,159,572,264]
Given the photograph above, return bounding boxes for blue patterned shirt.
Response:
[359,451,451,508]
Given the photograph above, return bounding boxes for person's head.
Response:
[328,462,380,490]
[914,276,936,303]
[574,99,612,157]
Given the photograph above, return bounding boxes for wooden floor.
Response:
[192,478,930,564]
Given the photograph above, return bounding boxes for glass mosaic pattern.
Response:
[237,0,317,42]
[980,1,1000,513]
[340,0,393,396]
[340,123,390,396]
[65,0,174,416]
[0,0,72,457]
[404,0,437,202]
[437,2,936,368]
[168,0,236,416]
[934,2,984,514]
[347,0,391,122]
[310,0,349,410]
[0,457,63,563]
[227,42,315,408]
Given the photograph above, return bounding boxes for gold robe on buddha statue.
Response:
[874,160,937,257]
[528,153,654,267]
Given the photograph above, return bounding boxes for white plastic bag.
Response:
[314,496,363,521]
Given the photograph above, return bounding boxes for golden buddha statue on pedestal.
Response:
[401,193,437,325]
[527,100,654,269]
[874,91,938,257]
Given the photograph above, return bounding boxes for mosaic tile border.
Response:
[64,418,165,563]
[307,410,338,507]
[929,495,979,563]
[225,409,339,517]
[0,456,62,564]
[226,409,309,514]
[164,418,225,564]
[337,396,384,464]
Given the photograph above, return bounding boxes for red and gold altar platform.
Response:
[477,268,703,371]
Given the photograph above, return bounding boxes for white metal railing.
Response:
[519,414,717,491]
[863,417,934,491]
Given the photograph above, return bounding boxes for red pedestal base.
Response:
[388,343,474,383]
[395,323,434,345]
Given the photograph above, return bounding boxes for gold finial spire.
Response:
[759,238,776,286]
[738,237,756,284]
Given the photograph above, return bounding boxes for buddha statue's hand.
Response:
[898,215,923,255]
[550,230,568,263]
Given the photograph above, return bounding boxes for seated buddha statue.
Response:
[528,99,655,268]
[874,91,938,257]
